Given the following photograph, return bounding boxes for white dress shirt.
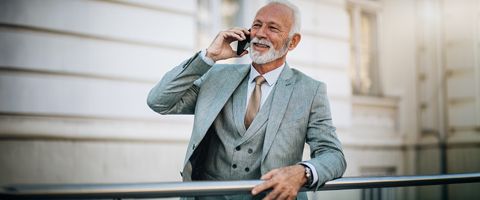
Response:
[246,64,284,109]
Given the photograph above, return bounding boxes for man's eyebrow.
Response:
[253,19,282,27]
[253,19,262,24]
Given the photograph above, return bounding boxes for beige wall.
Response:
[0,0,478,199]
[0,0,197,184]
[0,0,354,185]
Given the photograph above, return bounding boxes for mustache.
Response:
[250,37,272,47]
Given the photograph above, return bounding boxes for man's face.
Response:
[249,4,293,64]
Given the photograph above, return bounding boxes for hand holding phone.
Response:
[206,28,250,61]
[236,29,251,56]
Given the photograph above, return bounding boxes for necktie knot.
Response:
[254,76,266,86]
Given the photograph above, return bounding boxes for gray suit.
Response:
[147,52,346,199]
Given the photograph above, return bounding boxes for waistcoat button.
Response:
[232,164,237,169]
[248,148,253,154]
[235,146,241,151]
[245,167,250,172]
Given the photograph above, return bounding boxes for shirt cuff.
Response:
[200,49,215,66]
[299,162,319,188]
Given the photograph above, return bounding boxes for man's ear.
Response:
[288,33,301,50]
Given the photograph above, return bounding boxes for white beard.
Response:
[249,37,290,64]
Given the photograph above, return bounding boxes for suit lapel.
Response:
[193,64,250,144]
[232,76,248,135]
[262,64,295,163]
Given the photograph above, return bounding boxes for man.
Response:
[147,1,346,199]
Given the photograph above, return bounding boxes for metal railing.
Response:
[1,172,480,199]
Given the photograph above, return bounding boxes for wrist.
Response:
[200,49,216,65]
[299,164,313,187]
[205,48,219,62]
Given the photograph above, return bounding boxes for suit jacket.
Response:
[147,52,346,191]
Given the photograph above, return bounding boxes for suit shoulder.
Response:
[290,68,326,88]
[197,63,249,87]
[212,63,248,71]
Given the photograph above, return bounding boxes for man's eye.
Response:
[270,27,279,31]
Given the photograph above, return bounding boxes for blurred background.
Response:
[0,0,479,199]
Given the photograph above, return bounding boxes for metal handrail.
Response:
[1,172,480,199]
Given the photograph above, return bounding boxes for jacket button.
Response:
[248,148,253,154]
[235,146,241,151]
[245,167,250,172]
[232,164,237,169]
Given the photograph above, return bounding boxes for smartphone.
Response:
[236,29,251,56]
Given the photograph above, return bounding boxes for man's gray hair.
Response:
[267,0,302,36]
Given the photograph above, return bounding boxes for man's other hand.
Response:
[251,165,307,200]
[206,27,249,62]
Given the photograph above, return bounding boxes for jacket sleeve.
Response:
[147,52,212,115]
[304,82,347,190]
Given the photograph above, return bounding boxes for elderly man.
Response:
[147,1,346,199]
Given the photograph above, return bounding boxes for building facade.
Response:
[0,0,478,199]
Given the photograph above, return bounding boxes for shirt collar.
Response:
[248,63,285,86]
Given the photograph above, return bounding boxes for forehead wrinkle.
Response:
[254,4,293,32]
[254,19,282,27]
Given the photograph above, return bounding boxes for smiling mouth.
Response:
[253,42,270,49]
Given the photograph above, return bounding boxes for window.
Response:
[348,0,382,96]
[197,0,242,49]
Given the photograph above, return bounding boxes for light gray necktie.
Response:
[245,76,266,129]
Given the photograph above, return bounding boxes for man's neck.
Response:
[252,56,287,74]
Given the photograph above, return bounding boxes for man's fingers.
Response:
[263,188,281,200]
[277,192,291,200]
[232,27,250,36]
[225,27,250,41]
[235,50,248,57]
[265,187,296,200]
[241,28,250,35]
[230,29,247,40]
[261,169,278,180]
[223,31,243,41]
[241,50,249,56]
[251,180,275,195]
